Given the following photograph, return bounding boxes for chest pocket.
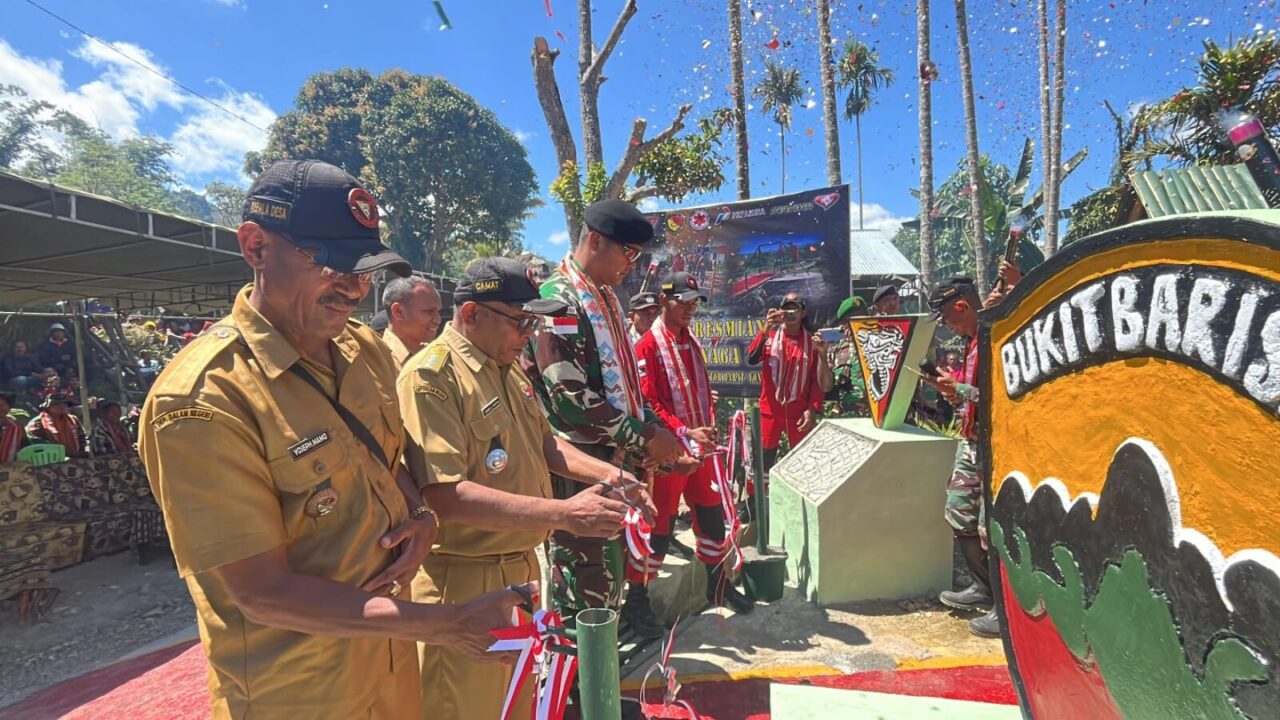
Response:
[268,437,351,536]
[468,407,512,444]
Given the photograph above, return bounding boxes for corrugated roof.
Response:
[1131,164,1268,218]
[849,228,920,277]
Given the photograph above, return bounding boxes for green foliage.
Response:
[1063,185,1133,245]
[753,62,805,132]
[549,160,609,238]
[0,85,71,172]
[634,113,730,203]
[251,69,537,273]
[1130,32,1280,167]
[204,181,248,228]
[897,140,1086,278]
[836,40,894,120]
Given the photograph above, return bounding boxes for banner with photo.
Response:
[626,185,851,398]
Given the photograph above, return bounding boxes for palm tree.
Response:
[917,0,936,290]
[816,0,841,186]
[1045,0,1067,255]
[1130,33,1280,167]
[954,0,988,292]
[753,61,805,194]
[837,39,895,229]
[728,0,750,199]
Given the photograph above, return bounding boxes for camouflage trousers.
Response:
[549,530,625,622]
[944,439,985,540]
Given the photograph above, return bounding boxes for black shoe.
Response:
[939,581,992,612]
[705,565,754,614]
[621,589,665,639]
[667,535,695,560]
[969,609,1001,638]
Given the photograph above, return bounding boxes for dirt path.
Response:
[0,552,195,710]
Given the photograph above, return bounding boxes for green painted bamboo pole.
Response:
[751,403,768,553]
[575,608,621,720]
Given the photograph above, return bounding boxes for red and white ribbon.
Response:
[624,505,654,578]
[709,452,743,574]
[640,618,703,719]
[488,609,578,720]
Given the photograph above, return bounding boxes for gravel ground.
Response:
[0,551,196,710]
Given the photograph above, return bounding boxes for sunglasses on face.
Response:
[479,302,540,333]
[619,244,642,263]
[291,244,375,286]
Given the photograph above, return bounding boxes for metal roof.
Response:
[1130,164,1268,218]
[848,227,919,278]
[0,169,251,312]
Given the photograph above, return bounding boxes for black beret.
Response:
[872,285,900,304]
[584,199,655,245]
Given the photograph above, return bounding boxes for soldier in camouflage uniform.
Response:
[522,199,684,639]
[825,296,870,418]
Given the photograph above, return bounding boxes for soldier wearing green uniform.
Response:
[825,296,869,418]
[522,200,684,639]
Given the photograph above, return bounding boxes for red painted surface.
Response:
[5,639,1016,720]
[1001,565,1124,720]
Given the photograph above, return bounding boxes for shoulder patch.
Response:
[152,407,214,431]
[148,326,242,397]
[422,344,449,374]
[417,384,448,401]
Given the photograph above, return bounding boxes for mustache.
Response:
[318,294,360,310]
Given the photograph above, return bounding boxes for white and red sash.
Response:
[767,327,812,404]
[0,418,22,464]
[560,258,645,420]
[648,316,713,429]
[488,609,577,720]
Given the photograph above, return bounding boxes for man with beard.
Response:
[921,263,1020,639]
[747,292,830,474]
[523,199,684,640]
[633,272,754,614]
[382,276,444,369]
[138,160,524,718]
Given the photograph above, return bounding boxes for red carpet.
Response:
[2,642,1014,720]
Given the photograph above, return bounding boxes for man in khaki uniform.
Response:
[139,160,527,719]
[381,275,443,369]
[399,257,653,720]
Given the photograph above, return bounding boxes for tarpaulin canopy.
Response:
[0,169,249,313]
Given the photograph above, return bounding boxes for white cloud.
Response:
[851,202,911,235]
[207,0,246,6]
[547,229,570,246]
[636,196,661,212]
[0,38,274,182]
[170,85,274,176]
[513,129,534,144]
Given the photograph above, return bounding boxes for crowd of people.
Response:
[136,159,1018,719]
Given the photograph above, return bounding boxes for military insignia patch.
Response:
[417,384,448,401]
[422,345,449,374]
[152,407,213,431]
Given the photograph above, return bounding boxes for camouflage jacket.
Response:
[825,339,868,418]
[521,268,661,456]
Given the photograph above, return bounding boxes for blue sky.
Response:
[2,0,1273,262]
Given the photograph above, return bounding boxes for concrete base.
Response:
[769,418,957,605]
[770,684,1021,719]
[645,528,709,624]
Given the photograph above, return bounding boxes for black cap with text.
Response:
[659,271,708,303]
[454,257,568,315]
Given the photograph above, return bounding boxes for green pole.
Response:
[575,608,621,720]
[751,403,768,553]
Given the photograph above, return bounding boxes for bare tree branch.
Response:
[584,0,636,87]
[579,0,636,167]
[604,103,693,199]
[626,185,660,203]
[532,36,582,238]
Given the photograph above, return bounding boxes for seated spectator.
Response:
[138,350,161,384]
[37,323,77,377]
[1,341,43,400]
[25,394,87,458]
[33,369,61,405]
[90,401,133,456]
[0,391,22,464]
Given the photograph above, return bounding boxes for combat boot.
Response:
[968,609,1002,638]
[705,563,754,614]
[939,580,992,611]
[621,585,665,639]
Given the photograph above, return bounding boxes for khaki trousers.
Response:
[412,550,540,720]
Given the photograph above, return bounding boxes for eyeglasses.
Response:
[478,302,540,333]
[292,244,374,286]
[619,244,642,263]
